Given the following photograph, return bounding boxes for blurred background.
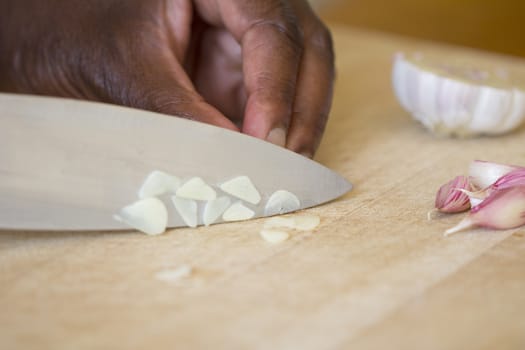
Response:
[312,0,525,57]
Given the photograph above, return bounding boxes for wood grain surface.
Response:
[1,26,525,350]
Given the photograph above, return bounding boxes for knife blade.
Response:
[0,93,352,231]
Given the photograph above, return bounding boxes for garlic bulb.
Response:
[392,53,525,137]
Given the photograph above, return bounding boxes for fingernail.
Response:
[266,128,287,147]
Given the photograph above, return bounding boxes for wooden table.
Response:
[2,26,525,349]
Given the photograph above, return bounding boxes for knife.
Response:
[0,93,352,231]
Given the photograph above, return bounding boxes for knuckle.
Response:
[248,18,305,55]
[309,24,335,62]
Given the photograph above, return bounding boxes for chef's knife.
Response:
[0,93,352,231]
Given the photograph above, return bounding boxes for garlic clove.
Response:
[457,188,486,207]
[264,190,301,216]
[435,175,472,213]
[202,196,231,226]
[490,167,525,191]
[445,186,525,236]
[114,197,168,235]
[220,175,261,205]
[138,170,181,199]
[259,229,290,244]
[176,177,216,201]
[171,196,198,228]
[222,201,255,222]
[392,53,525,137]
[468,160,522,189]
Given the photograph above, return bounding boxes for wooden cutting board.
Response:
[1,26,525,350]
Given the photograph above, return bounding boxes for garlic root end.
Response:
[444,217,474,236]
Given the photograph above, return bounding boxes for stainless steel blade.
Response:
[0,93,352,231]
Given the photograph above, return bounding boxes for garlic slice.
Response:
[259,229,290,244]
[292,215,321,231]
[222,201,255,222]
[171,196,198,228]
[264,190,301,216]
[264,214,320,231]
[220,176,261,204]
[176,177,216,201]
[114,197,168,235]
[138,170,181,198]
[155,265,192,283]
[392,52,525,137]
[203,196,231,226]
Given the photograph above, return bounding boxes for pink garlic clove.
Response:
[445,185,525,236]
[491,167,525,191]
[457,188,488,207]
[468,160,523,189]
[459,168,525,207]
[435,176,472,213]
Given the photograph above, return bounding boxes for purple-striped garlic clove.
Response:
[459,167,525,207]
[468,160,523,189]
[435,175,473,213]
[445,185,525,236]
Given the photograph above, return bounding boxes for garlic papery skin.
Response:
[468,160,523,189]
[488,167,525,191]
[445,186,525,236]
[463,167,525,205]
[392,53,525,137]
[435,176,472,213]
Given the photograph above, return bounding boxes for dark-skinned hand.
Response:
[0,0,334,157]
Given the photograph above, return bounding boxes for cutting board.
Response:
[1,26,525,350]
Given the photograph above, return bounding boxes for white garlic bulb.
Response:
[392,52,525,137]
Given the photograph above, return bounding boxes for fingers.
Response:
[206,0,304,146]
[285,21,335,157]
[197,0,335,154]
[240,17,303,146]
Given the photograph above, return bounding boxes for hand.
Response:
[0,0,334,156]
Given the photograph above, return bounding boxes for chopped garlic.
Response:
[263,216,295,229]
[171,196,198,228]
[259,229,290,244]
[138,170,181,199]
[155,265,192,283]
[292,215,321,231]
[114,197,168,235]
[264,190,301,216]
[392,53,525,137]
[263,214,320,231]
[203,196,231,226]
[222,201,255,221]
[176,177,216,201]
[220,175,261,204]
